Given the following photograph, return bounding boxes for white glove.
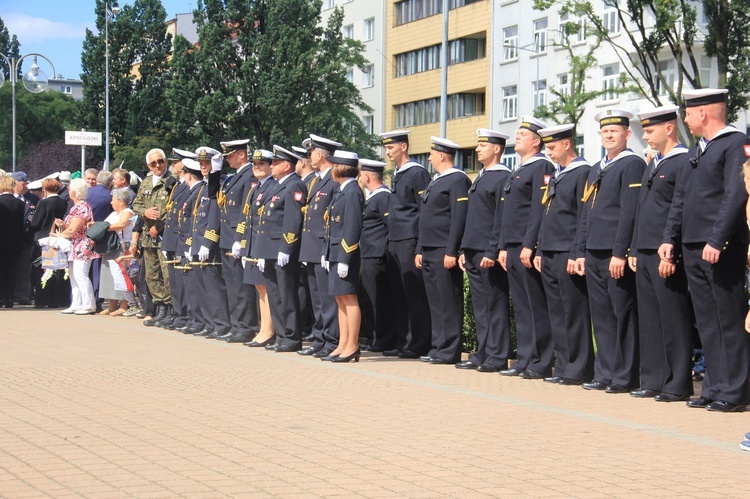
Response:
[337,262,349,279]
[257,258,265,272]
[184,250,191,260]
[211,153,223,172]
[301,261,307,267]
[231,241,242,259]
[198,245,210,262]
[321,254,330,272]
[162,250,168,258]
[277,252,290,267]
[241,258,246,269]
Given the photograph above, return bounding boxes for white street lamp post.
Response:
[104,5,121,171]
[0,53,56,173]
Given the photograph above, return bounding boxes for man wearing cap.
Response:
[132,148,175,327]
[11,172,38,305]
[155,149,195,330]
[659,89,750,411]
[577,108,645,393]
[255,146,307,353]
[497,116,555,379]
[298,134,343,357]
[456,129,513,373]
[292,140,316,341]
[190,147,231,338]
[415,137,471,364]
[532,124,594,385]
[218,139,260,344]
[380,130,432,359]
[626,106,693,402]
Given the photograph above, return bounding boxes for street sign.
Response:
[65,131,102,147]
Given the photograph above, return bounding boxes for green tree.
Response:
[0,16,21,81]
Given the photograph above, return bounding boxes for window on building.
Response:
[699,55,712,87]
[345,69,353,83]
[503,26,518,61]
[576,136,585,159]
[533,80,547,108]
[455,149,479,171]
[61,85,72,94]
[502,86,518,120]
[502,145,518,170]
[362,64,375,88]
[362,115,374,134]
[395,0,443,26]
[559,13,586,44]
[363,18,375,41]
[557,74,570,98]
[395,44,441,77]
[393,93,484,128]
[324,0,335,10]
[343,24,354,39]
[600,63,620,102]
[602,0,620,34]
[447,93,485,119]
[449,36,486,65]
[533,18,548,52]
[656,59,676,96]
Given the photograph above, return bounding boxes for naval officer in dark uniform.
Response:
[255,146,307,353]
[416,137,471,364]
[533,124,593,385]
[297,134,342,358]
[157,148,194,330]
[456,129,512,373]
[498,116,555,379]
[578,109,645,393]
[659,89,750,411]
[381,130,432,358]
[219,139,260,343]
[293,140,316,341]
[628,106,694,402]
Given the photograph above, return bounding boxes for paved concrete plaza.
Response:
[1,307,748,498]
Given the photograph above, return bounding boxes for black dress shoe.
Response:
[274,343,301,353]
[706,400,745,412]
[383,349,401,357]
[455,361,478,370]
[204,330,224,339]
[605,384,630,394]
[195,328,213,337]
[686,396,713,408]
[500,367,524,377]
[630,388,660,398]
[265,343,280,351]
[245,337,275,348]
[520,370,544,380]
[477,363,500,373]
[654,393,690,402]
[297,346,320,355]
[331,349,361,363]
[544,376,562,383]
[225,332,253,343]
[419,355,433,362]
[182,327,200,334]
[558,378,583,386]
[429,357,452,365]
[582,381,608,391]
[313,348,333,358]
[216,332,235,341]
[368,346,385,353]
[398,351,420,359]
[321,352,340,361]
[301,333,315,342]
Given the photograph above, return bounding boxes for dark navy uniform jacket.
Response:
[498,153,555,250]
[460,164,512,260]
[577,150,646,258]
[253,173,307,260]
[177,180,206,255]
[631,146,689,251]
[218,164,256,250]
[161,180,190,253]
[325,179,365,265]
[538,158,591,254]
[417,168,471,256]
[299,169,337,263]
[191,190,221,254]
[360,187,391,259]
[389,161,431,242]
[663,128,750,250]
[237,178,270,258]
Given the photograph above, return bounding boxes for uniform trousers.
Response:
[307,263,339,351]
[200,249,231,334]
[635,250,693,396]
[143,247,171,305]
[184,259,207,330]
[263,259,302,348]
[389,238,431,356]
[221,252,258,335]
[464,249,511,369]
[541,250,593,382]
[585,249,639,388]
[166,252,187,325]
[422,247,464,363]
[297,262,314,335]
[683,242,750,405]
[361,254,397,350]
[506,243,553,375]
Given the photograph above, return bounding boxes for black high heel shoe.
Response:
[320,352,341,361]
[244,336,275,347]
[331,349,361,363]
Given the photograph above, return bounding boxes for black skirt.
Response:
[328,254,360,296]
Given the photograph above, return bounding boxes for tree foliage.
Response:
[0,16,21,81]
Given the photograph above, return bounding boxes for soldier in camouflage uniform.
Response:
[132,148,176,326]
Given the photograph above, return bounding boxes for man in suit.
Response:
[659,89,750,412]
[0,176,25,308]
[293,140,316,341]
[11,172,38,305]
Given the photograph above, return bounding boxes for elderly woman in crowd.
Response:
[99,188,135,316]
[54,178,98,315]
[0,175,25,308]
[30,178,71,308]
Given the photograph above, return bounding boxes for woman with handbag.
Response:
[98,188,135,316]
[54,178,98,315]
[30,178,70,308]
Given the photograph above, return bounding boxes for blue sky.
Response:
[1,0,195,80]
